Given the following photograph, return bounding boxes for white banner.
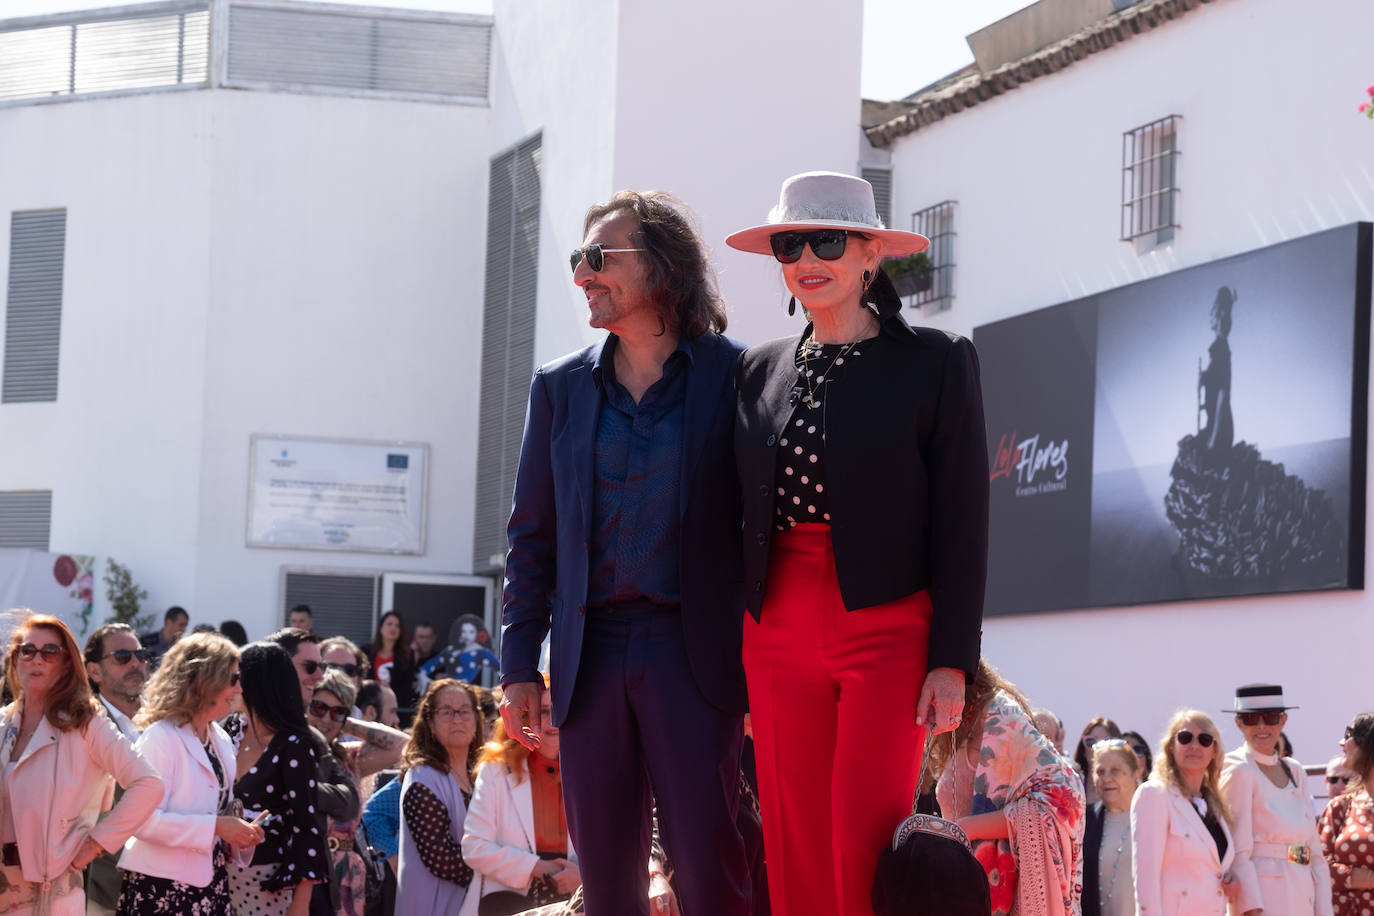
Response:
[0,549,99,639]
[247,436,428,554]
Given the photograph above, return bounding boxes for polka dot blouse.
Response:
[773,337,871,530]
[233,729,324,891]
[1320,790,1374,916]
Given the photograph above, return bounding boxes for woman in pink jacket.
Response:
[0,612,162,915]
[1131,710,1241,916]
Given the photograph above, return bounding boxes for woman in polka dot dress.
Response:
[1320,713,1374,916]
[229,642,325,916]
[728,171,989,916]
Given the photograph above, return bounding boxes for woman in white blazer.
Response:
[1132,710,1241,916]
[117,632,265,914]
[462,689,578,916]
[1219,685,1333,916]
[0,613,162,916]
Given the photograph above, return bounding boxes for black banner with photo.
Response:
[974,222,1371,615]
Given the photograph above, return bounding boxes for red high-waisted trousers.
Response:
[743,524,932,916]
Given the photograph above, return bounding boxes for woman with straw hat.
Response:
[727,170,989,916]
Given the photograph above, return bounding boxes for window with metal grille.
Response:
[282,568,378,648]
[905,200,956,313]
[225,4,490,103]
[1121,115,1181,245]
[0,491,52,549]
[861,165,893,228]
[472,133,542,575]
[0,4,209,105]
[4,209,66,403]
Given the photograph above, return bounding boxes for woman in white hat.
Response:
[1219,684,1332,916]
[727,171,989,916]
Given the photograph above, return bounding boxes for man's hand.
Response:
[649,869,680,915]
[499,682,543,751]
[916,667,966,734]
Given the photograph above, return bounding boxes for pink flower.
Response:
[1367,85,1374,96]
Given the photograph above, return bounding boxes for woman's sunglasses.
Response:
[1176,730,1215,747]
[1327,775,1351,786]
[17,643,66,662]
[1237,711,1283,727]
[309,700,349,723]
[769,229,850,264]
[569,244,645,273]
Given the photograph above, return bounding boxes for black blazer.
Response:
[734,310,989,676]
[1081,801,1106,916]
[501,331,748,723]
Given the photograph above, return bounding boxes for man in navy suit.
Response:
[499,190,750,916]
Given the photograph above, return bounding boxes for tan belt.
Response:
[1252,843,1311,865]
[0,866,83,914]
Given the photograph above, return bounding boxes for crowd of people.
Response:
[3,173,1370,916]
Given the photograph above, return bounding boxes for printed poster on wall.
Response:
[974,222,1371,615]
[248,436,429,554]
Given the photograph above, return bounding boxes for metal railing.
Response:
[1121,114,1182,243]
[0,0,491,108]
[908,199,957,313]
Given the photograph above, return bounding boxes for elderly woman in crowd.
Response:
[463,685,579,915]
[308,669,410,916]
[0,612,162,915]
[727,170,989,916]
[1131,710,1239,915]
[118,632,264,915]
[230,642,326,916]
[1074,717,1123,807]
[398,679,485,916]
[1319,711,1374,916]
[1082,739,1141,916]
[1220,684,1332,916]
[929,659,1083,916]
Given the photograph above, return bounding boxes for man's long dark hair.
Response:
[583,190,727,338]
[240,641,308,736]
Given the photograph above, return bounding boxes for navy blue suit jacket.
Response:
[500,331,748,726]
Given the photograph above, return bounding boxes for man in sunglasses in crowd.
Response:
[82,623,152,916]
[499,190,751,916]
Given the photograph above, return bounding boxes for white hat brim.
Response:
[725,220,929,258]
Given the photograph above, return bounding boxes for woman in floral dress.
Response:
[931,660,1086,916]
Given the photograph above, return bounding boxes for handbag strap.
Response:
[911,728,937,816]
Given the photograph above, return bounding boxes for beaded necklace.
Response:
[1098,809,1131,910]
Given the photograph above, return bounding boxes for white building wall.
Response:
[883,0,1374,761]
[0,87,491,638]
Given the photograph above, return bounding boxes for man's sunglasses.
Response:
[569,244,645,273]
[1176,730,1215,747]
[309,700,349,723]
[1327,775,1351,785]
[17,643,66,661]
[323,661,362,678]
[300,660,323,675]
[1237,711,1283,727]
[769,229,852,264]
[100,648,154,665]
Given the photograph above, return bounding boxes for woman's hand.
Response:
[1351,866,1374,889]
[550,861,581,895]
[1222,873,1242,902]
[67,835,104,871]
[649,869,680,915]
[286,881,314,916]
[531,858,563,878]
[215,816,266,849]
[917,667,966,734]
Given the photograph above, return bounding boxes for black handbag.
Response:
[872,735,991,916]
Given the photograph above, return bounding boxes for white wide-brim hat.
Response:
[725,171,929,258]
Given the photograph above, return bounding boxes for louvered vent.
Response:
[0,6,208,104]
[472,133,542,574]
[4,210,65,403]
[862,165,893,228]
[0,491,53,549]
[283,569,377,649]
[226,4,490,101]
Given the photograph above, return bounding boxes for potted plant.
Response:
[882,252,933,297]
